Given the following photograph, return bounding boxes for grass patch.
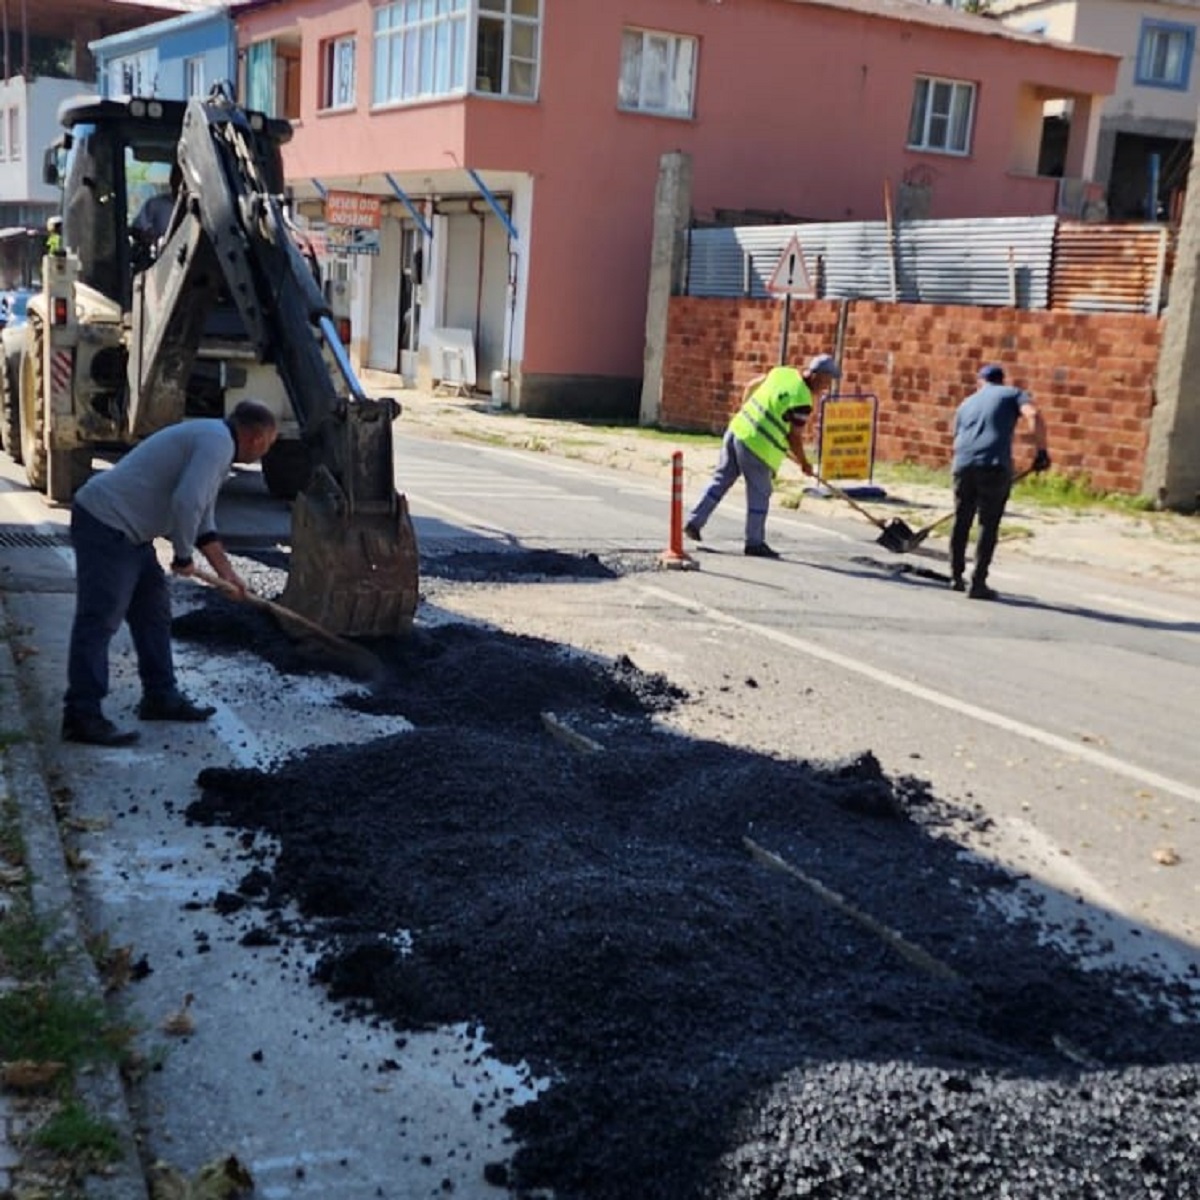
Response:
[875,460,1161,517]
[0,746,133,1189]
[1014,470,1156,514]
[0,896,58,979]
[0,985,121,1072]
[33,1099,122,1163]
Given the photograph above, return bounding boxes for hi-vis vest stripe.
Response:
[729,367,812,473]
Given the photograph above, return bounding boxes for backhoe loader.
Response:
[0,85,418,637]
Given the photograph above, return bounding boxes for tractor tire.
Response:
[18,317,47,492]
[46,447,92,503]
[262,439,313,501]
[0,349,21,464]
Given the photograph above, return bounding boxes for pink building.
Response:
[235,0,1118,416]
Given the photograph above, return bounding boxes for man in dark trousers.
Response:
[684,353,840,558]
[949,363,1050,600]
[62,400,278,746]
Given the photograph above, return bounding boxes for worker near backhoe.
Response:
[45,216,63,255]
[61,400,279,747]
[949,363,1050,601]
[684,354,841,558]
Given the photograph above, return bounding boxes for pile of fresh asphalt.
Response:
[175,550,1200,1199]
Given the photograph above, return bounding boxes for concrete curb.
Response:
[0,597,150,1200]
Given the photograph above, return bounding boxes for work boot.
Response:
[949,575,966,592]
[138,690,217,722]
[684,522,703,543]
[744,542,781,559]
[62,711,140,747]
[968,580,998,601]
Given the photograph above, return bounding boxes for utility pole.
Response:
[1146,109,1200,512]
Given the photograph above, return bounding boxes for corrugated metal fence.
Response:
[684,216,1171,315]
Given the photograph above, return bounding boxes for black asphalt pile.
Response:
[180,612,1200,1200]
[172,549,651,682]
[422,547,627,583]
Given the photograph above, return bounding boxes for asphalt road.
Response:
[396,431,1200,953]
[0,430,1197,1196]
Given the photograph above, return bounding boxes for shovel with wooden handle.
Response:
[814,472,918,552]
[889,466,1036,554]
[190,568,386,682]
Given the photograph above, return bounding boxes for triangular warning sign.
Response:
[766,234,814,297]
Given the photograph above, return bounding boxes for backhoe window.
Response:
[127,154,173,229]
[127,149,177,268]
[62,125,123,302]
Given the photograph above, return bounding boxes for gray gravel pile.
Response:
[714,1061,1198,1199]
[173,550,1200,1200]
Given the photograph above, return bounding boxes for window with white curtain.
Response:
[907,75,975,155]
[321,35,357,109]
[1136,20,1194,90]
[618,28,696,118]
[107,50,158,99]
[373,0,469,104]
[372,0,540,104]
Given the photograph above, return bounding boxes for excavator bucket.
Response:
[281,469,420,639]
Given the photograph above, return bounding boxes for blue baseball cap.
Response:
[806,354,841,379]
[979,364,1005,384]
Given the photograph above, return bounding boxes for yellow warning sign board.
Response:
[817,396,877,482]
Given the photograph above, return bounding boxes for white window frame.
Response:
[321,35,357,110]
[107,50,158,99]
[373,0,470,105]
[474,0,540,98]
[0,110,7,161]
[6,108,19,163]
[907,75,975,156]
[617,27,697,119]
[184,55,205,98]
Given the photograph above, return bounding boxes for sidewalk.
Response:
[0,609,149,1199]
[367,371,1200,594]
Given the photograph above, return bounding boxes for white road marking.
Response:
[1085,592,1199,624]
[639,583,1200,806]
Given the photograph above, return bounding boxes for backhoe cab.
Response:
[5,86,418,638]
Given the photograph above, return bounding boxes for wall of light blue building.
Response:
[90,7,239,102]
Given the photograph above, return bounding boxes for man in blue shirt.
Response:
[950,363,1050,600]
[62,401,278,746]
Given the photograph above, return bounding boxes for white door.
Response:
[367,216,403,372]
[443,211,510,386]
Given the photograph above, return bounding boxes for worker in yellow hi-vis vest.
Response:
[45,216,63,255]
[684,354,840,559]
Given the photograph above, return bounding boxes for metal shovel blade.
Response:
[876,518,917,554]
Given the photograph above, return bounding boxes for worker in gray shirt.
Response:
[62,400,278,746]
[949,363,1049,600]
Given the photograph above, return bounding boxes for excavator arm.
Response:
[128,88,418,637]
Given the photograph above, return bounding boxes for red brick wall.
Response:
[661,297,1160,495]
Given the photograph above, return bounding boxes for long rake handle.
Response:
[814,473,891,533]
